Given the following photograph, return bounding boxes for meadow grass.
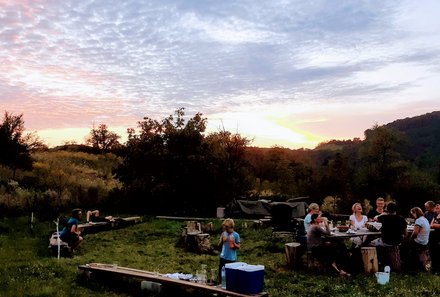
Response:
[0,216,439,297]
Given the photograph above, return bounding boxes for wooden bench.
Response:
[78,216,142,234]
[48,232,72,256]
[78,263,268,297]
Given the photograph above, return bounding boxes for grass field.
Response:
[0,216,439,297]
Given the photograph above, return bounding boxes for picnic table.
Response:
[325,228,381,238]
[78,263,268,297]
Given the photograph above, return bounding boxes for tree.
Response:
[86,124,121,152]
[204,130,252,205]
[114,109,209,214]
[356,124,409,203]
[0,112,32,178]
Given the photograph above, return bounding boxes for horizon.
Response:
[2,1,440,149]
[35,109,438,149]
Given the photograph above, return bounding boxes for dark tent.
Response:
[225,199,308,219]
[225,199,272,218]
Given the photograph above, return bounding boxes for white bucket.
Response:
[375,266,390,285]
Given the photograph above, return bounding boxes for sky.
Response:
[1,0,439,149]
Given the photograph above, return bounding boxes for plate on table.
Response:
[178,274,193,281]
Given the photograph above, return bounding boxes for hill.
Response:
[385,111,440,171]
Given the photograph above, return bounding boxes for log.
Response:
[185,221,201,233]
[383,245,401,272]
[285,242,301,269]
[418,246,432,272]
[200,222,214,233]
[185,232,214,254]
[195,233,214,254]
[361,247,378,274]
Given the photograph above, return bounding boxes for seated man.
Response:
[370,202,407,247]
[424,200,437,223]
[86,209,113,223]
[367,197,385,221]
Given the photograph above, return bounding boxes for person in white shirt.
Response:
[404,207,431,271]
[410,207,430,246]
[349,203,368,247]
[349,203,368,230]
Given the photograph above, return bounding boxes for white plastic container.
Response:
[216,207,225,218]
[375,266,390,285]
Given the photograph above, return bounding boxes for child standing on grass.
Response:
[218,218,240,283]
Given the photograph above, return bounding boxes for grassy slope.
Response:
[0,217,439,297]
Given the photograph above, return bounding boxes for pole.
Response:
[54,218,60,260]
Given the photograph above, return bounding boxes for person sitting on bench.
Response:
[86,209,113,223]
[60,208,83,249]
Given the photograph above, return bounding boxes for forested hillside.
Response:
[0,150,121,218]
[385,111,440,174]
[1,110,439,219]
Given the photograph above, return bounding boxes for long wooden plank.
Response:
[78,263,268,297]
[77,216,142,233]
[156,215,219,221]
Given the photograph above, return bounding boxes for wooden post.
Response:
[361,247,378,274]
[285,243,301,269]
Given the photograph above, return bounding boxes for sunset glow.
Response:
[1,1,439,149]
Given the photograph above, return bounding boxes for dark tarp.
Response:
[225,199,308,219]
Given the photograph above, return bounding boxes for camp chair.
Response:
[270,203,302,241]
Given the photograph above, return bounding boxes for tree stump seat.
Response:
[417,245,432,272]
[181,224,214,254]
[380,245,401,272]
[285,242,301,269]
[361,247,378,274]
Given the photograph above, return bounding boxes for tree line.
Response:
[1,109,439,218]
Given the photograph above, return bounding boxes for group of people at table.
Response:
[304,198,440,276]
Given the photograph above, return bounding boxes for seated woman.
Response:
[86,209,113,223]
[307,213,350,276]
[350,203,368,230]
[59,208,83,249]
[405,207,431,271]
[349,203,368,247]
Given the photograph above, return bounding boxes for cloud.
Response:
[0,0,439,148]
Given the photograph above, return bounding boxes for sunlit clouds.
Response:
[1,0,439,148]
